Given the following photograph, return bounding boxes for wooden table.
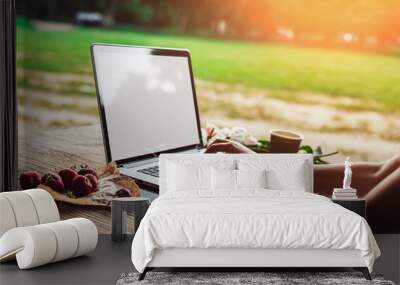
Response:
[18,124,116,234]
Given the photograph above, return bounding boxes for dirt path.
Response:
[195,79,400,162]
[196,79,400,142]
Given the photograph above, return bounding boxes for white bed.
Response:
[131,154,380,280]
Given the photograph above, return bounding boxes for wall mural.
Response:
[16,0,399,234]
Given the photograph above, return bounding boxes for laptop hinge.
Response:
[121,157,158,169]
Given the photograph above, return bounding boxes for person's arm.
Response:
[374,155,400,179]
[364,167,400,232]
[205,139,255,154]
[314,162,381,197]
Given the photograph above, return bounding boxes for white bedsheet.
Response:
[131,190,380,273]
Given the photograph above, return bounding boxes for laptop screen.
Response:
[92,45,202,162]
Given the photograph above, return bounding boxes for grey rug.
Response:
[116,272,395,285]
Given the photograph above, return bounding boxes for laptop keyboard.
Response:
[137,166,159,177]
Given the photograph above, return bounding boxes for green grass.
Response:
[17,25,400,112]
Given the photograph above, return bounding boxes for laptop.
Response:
[90,44,204,190]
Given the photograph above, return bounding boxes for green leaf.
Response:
[299,145,313,154]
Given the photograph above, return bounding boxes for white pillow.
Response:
[211,169,236,190]
[238,159,308,191]
[167,163,209,191]
[211,169,268,190]
[167,159,235,191]
[236,169,267,189]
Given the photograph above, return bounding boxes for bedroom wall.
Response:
[16,0,400,234]
[373,234,400,283]
[15,0,399,253]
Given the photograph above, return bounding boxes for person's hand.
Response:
[205,139,255,154]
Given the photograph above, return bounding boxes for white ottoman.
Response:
[0,189,98,269]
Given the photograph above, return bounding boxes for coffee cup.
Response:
[269,129,303,153]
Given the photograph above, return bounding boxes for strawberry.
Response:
[58,168,78,190]
[41,173,65,193]
[71,175,93,197]
[85,174,98,192]
[115,188,132,197]
[78,165,98,178]
[19,171,41,190]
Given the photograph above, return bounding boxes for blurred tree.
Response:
[16,0,400,49]
[104,0,119,26]
[129,0,153,24]
[114,0,153,26]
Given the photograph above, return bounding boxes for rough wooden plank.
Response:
[18,124,106,173]
[18,124,114,233]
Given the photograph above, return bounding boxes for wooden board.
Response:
[18,124,106,174]
[18,124,131,234]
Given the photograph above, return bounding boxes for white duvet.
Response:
[131,190,380,273]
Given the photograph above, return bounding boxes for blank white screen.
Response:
[93,45,201,161]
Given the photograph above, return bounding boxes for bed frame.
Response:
[138,154,372,281]
[139,248,371,280]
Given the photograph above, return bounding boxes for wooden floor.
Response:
[18,124,129,234]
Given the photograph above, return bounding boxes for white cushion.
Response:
[1,191,40,227]
[0,196,16,237]
[211,169,268,190]
[24,189,60,223]
[211,169,236,190]
[238,159,308,191]
[168,163,210,191]
[0,226,58,268]
[236,169,267,189]
[42,221,79,262]
[64,218,98,257]
[0,189,60,237]
[166,158,235,192]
